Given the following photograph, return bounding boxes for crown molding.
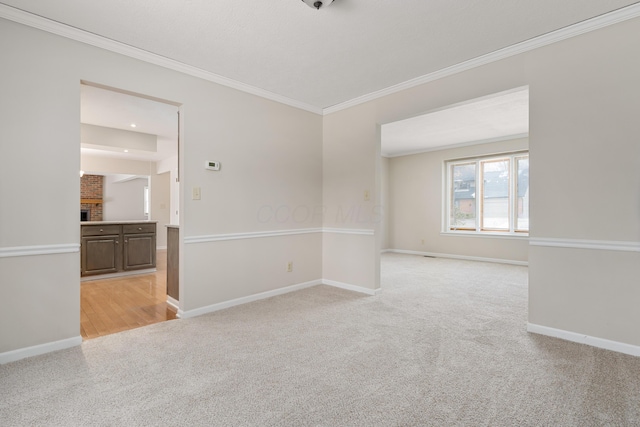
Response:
[383,133,529,158]
[0,4,323,115]
[2,3,640,116]
[323,3,640,115]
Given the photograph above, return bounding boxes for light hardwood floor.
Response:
[80,250,177,339]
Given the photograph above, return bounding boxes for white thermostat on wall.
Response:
[205,161,221,171]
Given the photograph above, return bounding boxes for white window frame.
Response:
[443,151,528,236]
[144,186,150,217]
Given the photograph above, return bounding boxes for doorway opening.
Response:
[79,82,181,339]
[378,86,529,288]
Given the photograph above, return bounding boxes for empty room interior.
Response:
[1,1,640,425]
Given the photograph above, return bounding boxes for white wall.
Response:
[380,156,390,250]
[81,123,156,152]
[150,171,171,249]
[387,138,529,263]
[81,155,152,176]
[2,10,640,360]
[0,18,322,356]
[103,176,148,221]
[322,17,640,348]
[322,105,380,291]
[157,155,179,225]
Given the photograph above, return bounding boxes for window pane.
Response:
[144,186,150,216]
[450,163,476,230]
[482,159,509,230]
[516,157,529,231]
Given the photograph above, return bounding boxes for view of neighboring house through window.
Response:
[446,152,528,234]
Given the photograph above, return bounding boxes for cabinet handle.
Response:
[138,227,142,231]
[99,229,103,232]
[125,240,128,244]
[116,240,119,244]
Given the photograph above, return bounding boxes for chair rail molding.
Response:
[0,243,80,258]
[529,237,640,252]
[184,228,374,244]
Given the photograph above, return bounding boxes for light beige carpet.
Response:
[1,253,639,426]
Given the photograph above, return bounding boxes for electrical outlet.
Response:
[421,239,425,245]
[286,261,293,272]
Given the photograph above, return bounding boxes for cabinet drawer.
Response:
[81,225,121,236]
[123,223,156,234]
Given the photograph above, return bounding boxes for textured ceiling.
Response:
[2,0,639,109]
[80,84,178,162]
[381,88,529,157]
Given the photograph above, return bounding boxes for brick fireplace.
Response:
[81,174,103,221]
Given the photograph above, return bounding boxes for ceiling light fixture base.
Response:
[301,0,335,10]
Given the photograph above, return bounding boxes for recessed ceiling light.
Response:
[130,123,136,128]
[124,149,129,153]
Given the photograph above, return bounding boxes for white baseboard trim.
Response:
[387,249,528,266]
[380,249,393,254]
[177,277,380,319]
[156,246,167,250]
[527,323,640,358]
[166,296,179,312]
[322,279,380,296]
[178,279,323,319]
[0,336,83,365]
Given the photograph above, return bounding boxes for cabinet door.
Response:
[123,233,156,270]
[81,236,120,276]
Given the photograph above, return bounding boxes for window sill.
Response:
[441,231,529,240]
